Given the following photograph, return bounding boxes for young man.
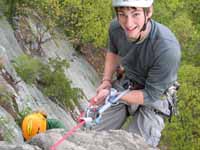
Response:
[93,0,181,147]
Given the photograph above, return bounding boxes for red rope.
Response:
[50,97,96,150]
[50,121,85,150]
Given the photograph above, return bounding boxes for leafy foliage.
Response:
[6,0,112,47]
[57,0,112,47]
[153,1,200,149]
[13,55,82,110]
[15,106,32,127]
[153,0,200,67]
[38,58,81,110]
[13,54,42,84]
[160,64,200,149]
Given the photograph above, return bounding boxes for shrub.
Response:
[15,106,32,127]
[12,0,112,47]
[13,55,82,110]
[13,54,42,84]
[160,64,200,149]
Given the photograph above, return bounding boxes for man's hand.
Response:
[94,88,110,106]
[96,80,112,93]
[95,79,112,105]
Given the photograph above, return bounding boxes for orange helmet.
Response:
[22,112,47,141]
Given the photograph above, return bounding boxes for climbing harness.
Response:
[165,81,180,122]
[50,88,130,150]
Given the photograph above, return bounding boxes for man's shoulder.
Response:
[109,18,122,34]
[149,20,181,59]
[151,20,179,45]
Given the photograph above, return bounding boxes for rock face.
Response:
[0,14,99,144]
[30,129,157,150]
[0,129,158,150]
[0,107,24,144]
[0,141,42,150]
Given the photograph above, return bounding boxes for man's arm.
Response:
[103,52,119,80]
[121,90,144,104]
[94,51,119,105]
[96,51,144,105]
[97,51,119,92]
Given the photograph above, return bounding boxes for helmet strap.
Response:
[135,8,150,42]
[134,34,141,43]
[140,8,149,32]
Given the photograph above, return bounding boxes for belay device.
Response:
[80,88,130,128]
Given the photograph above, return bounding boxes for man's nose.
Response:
[125,15,134,28]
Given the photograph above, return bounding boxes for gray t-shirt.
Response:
[108,19,181,104]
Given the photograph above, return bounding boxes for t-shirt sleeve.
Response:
[142,42,181,104]
[107,24,118,54]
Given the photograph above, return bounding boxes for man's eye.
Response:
[132,13,140,17]
[118,13,126,17]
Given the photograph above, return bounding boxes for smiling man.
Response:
[93,0,181,147]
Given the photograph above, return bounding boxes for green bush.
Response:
[13,54,42,84]
[184,0,200,30]
[38,58,81,110]
[167,13,200,67]
[154,0,200,67]
[15,106,32,127]
[75,0,112,47]
[160,64,200,150]
[1,0,17,21]
[13,0,112,47]
[153,0,182,26]
[13,55,82,110]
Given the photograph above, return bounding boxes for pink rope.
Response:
[50,121,85,150]
[50,97,96,150]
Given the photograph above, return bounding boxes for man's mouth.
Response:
[126,26,137,32]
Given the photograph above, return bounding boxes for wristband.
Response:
[101,78,112,84]
[101,78,112,89]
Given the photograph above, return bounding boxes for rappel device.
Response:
[80,88,130,128]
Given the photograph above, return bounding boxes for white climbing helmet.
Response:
[112,0,153,8]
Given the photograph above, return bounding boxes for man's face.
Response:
[116,7,148,40]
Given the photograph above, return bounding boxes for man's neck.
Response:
[137,21,151,44]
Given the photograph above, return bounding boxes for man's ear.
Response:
[147,6,153,19]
